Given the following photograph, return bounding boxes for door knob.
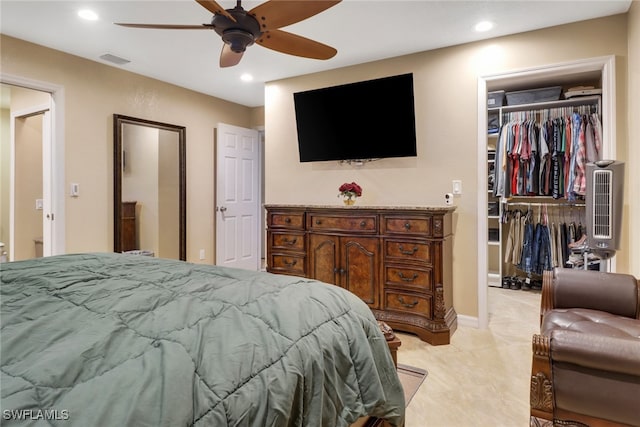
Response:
[219,206,227,212]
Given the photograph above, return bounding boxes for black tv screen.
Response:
[294,73,417,162]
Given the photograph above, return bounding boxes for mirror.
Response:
[113,114,186,260]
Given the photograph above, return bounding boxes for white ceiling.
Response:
[0,0,632,107]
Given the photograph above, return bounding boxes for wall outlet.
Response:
[445,193,454,205]
[199,249,205,260]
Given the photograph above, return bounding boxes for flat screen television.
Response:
[293,73,417,162]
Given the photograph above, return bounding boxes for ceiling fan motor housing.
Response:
[212,7,261,53]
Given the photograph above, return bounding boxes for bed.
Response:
[1,253,404,426]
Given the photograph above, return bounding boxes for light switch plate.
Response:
[70,183,80,197]
[452,180,462,195]
[35,199,43,210]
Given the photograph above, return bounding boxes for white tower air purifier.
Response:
[585,160,625,259]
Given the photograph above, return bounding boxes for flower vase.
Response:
[343,198,355,206]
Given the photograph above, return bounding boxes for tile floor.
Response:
[397,286,541,426]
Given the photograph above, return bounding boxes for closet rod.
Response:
[505,202,585,207]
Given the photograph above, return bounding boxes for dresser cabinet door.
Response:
[342,237,379,308]
[309,234,339,285]
[309,234,380,309]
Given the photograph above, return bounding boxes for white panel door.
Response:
[215,123,260,270]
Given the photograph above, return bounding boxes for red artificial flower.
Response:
[338,182,363,197]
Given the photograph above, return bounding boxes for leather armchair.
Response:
[530,268,640,426]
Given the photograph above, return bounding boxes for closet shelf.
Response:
[498,95,601,113]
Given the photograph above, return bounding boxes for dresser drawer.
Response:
[385,265,432,290]
[268,211,305,229]
[270,232,305,252]
[383,215,431,236]
[385,290,432,318]
[385,239,431,264]
[269,254,305,275]
[308,214,376,232]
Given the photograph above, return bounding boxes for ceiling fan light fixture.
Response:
[222,29,255,53]
[115,0,341,67]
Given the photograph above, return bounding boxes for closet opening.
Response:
[476,55,617,330]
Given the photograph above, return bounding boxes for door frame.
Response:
[1,73,65,257]
[475,55,616,329]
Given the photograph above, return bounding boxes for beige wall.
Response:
[628,1,640,278]
[0,35,260,263]
[265,14,635,319]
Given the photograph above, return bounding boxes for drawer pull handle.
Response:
[360,221,367,227]
[404,222,411,230]
[315,219,322,225]
[397,296,419,308]
[398,272,418,282]
[283,259,297,267]
[283,237,297,245]
[285,218,291,223]
[398,245,418,255]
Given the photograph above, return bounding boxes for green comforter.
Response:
[1,253,404,426]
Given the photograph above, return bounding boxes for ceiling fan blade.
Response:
[115,23,213,30]
[220,44,244,67]
[256,29,336,60]
[249,0,341,31]
[196,0,236,22]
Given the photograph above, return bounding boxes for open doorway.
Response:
[1,83,53,261]
[476,56,617,329]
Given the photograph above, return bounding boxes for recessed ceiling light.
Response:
[475,21,494,32]
[78,9,99,21]
[240,73,253,82]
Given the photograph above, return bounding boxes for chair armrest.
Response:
[543,268,639,319]
[550,330,640,376]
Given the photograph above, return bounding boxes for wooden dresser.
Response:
[265,204,456,345]
[121,201,137,252]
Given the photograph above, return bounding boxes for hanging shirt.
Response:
[567,112,581,202]
[590,112,602,161]
[586,114,601,162]
[573,116,588,196]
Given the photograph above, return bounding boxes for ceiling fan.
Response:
[115,0,341,67]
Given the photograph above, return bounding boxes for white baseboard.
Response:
[457,314,480,329]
